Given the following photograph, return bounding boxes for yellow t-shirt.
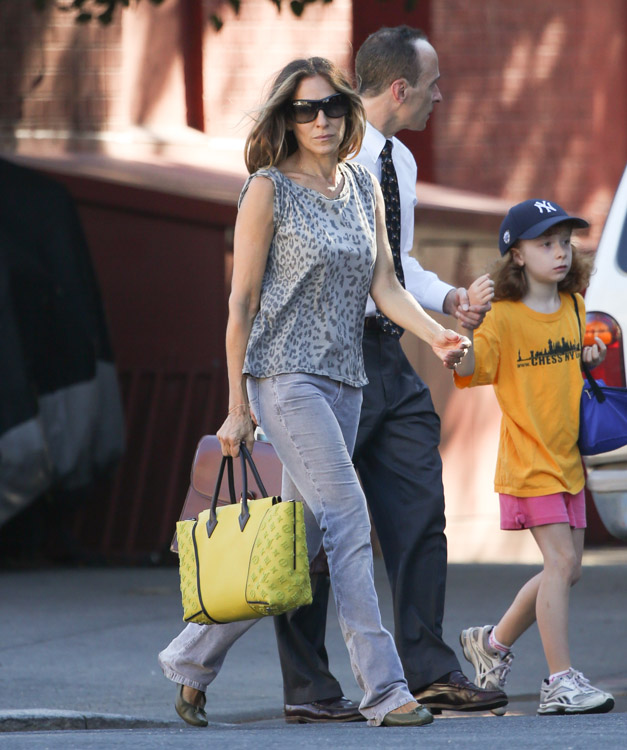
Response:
[454,292,585,497]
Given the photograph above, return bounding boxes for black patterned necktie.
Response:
[375,139,405,338]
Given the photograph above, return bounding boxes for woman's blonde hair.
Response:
[492,225,594,301]
[244,57,365,175]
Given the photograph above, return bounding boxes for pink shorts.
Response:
[499,489,586,530]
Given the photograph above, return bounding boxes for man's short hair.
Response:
[355,26,429,96]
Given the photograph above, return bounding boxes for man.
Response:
[278,26,507,723]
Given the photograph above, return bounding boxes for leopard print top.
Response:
[241,161,377,387]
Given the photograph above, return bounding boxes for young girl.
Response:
[456,199,615,715]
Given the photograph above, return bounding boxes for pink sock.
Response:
[548,669,570,684]
[489,628,511,654]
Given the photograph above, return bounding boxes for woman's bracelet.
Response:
[228,403,249,414]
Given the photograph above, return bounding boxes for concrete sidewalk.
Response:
[1,550,626,732]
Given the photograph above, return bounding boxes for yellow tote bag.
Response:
[177,445,312,624]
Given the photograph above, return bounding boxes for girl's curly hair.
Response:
[492,224,593,301]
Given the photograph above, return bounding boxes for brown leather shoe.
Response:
[284,696,365,723]
[413,670,508,714]
[175,683,208,727]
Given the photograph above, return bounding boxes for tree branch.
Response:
[31,0,341,29]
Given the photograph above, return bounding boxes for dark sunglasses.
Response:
[290,93,350,124]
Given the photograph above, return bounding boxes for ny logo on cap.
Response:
[534,200,557,214]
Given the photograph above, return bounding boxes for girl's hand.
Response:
[431,329,471,369]
[467,273,494,307]
[217,407,255,457]
[582,336,607,369]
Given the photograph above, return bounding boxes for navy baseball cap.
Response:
[498,199,589,256]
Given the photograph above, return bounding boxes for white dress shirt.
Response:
[352,121,453,317]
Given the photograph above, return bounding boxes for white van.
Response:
[583,164,627,540]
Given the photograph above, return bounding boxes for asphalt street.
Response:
[2,715,627,750]
[1,550,625,747]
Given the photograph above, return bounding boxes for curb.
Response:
[3,687,625,733]
[0,710,181,733]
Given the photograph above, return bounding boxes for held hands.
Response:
[582,336,607,369]
[216,405,255,457]
[449,274,494,330]
[468,274,494,307]
[431,329,471,369]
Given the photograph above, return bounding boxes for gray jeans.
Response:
[158,373,413,725]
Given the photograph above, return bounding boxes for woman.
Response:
[159,56,470,728]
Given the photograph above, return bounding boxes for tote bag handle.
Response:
[571,294,606,404]
[206,443,271,538]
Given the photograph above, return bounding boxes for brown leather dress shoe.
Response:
[284,696,365,723]
[413,670,508,714]
[175,683,208,727]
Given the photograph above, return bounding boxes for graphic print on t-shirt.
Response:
[516,336,580,368]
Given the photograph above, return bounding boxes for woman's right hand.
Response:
[217,407,254,457]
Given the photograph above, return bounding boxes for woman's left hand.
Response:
[431,329,471,369]
[582,335,607,369]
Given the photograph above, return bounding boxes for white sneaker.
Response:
[460,625,514,715]
[538,668,615,715]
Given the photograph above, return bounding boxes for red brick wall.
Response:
[200,0,352,139]
[431,0,627,244]
[0,0,351,152]
[0,2,123,142]
[2,0,625,244]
